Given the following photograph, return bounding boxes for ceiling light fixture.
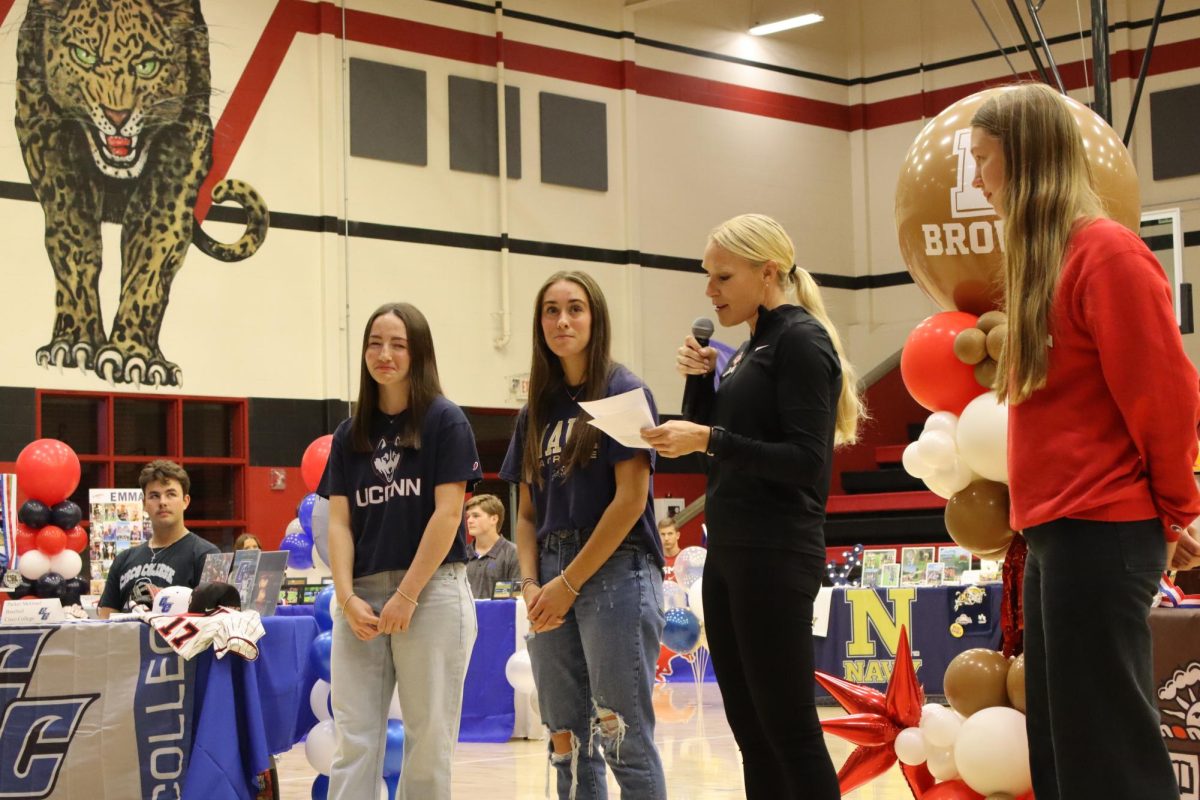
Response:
[749,12,824,35]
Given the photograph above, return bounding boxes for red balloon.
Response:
[836,740,897,796]
[16,439,81,505]
[885,625,925,729]
[35,525,67,556]
[65,525,89,553]
[921,779,986,800]
[15,523,37,555]
[814,671,889,717]
[819,712,899,746]
[301,435,334,493]
[901,312,987,415]
[900,762,936,798]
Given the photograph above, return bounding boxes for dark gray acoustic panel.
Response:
[349,58,427,166]
[448,76,521,178]
[0,387,35,460]
[539,92,608,191]
[1150,84,1200,181]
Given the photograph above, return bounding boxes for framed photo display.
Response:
[900,546,935,587]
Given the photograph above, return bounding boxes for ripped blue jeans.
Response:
[527,530,667,800]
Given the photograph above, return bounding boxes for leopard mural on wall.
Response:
[16,0,269,386]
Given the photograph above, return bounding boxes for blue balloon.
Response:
[309,631,334,683]
[298,492,320,537]
[383,773,399,800]
[382,719,406,778]
[282,531,314,570]
[311,774,329,800]
[661,608,702,655]
[314,585,336,632]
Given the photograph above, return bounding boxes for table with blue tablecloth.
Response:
[812,584,1004,700]
[0,615,317,800]
[185,615,319,799]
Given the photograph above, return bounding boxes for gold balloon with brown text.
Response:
[895,84,1141,315]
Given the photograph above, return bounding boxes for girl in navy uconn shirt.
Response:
[323,302,481,800]
[501,271,667,799]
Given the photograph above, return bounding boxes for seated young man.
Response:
[464,494,521,599]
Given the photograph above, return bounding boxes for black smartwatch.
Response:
[706,425,726,457]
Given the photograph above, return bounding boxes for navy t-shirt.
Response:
[500,365,664,566]
[323,395,482,578]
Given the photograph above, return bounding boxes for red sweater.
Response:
[1008,218,1200,540]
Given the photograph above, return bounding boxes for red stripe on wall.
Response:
[343,7,496,65]
[197,0,318,221]
[636,65,852,129]
[0,0,16,30]
[196,3,1200,214]
[506,39,626,89]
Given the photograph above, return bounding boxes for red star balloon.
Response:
[816,625,935,797]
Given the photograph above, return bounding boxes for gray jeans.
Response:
[329,563,477,800]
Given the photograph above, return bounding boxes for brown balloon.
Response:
[944,647,1012,717]
[895,86,1141,315]
[1007,652,1026,712]
[986,323,1007,361]
[954,327,987,365]
[945,479,1014,557]
[973,359,997,390]
[977,310,1008,333]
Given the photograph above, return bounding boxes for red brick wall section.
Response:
[829,367,928,494]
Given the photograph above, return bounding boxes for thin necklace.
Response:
[565,383,586,401]
[149,534,185,564]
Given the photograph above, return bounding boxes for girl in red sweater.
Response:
[971,82,1200,800]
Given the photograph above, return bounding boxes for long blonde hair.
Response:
[710,213,866,445]
[971,84,1105,403]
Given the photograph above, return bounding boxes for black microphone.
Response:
[681,317,715,422]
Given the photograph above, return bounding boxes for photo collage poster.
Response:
[89,489,150,582]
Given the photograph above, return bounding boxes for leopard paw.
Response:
[36,340,77,370]
[37,340,103,373]
[94,346,182,387]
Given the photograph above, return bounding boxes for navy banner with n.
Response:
[812,585,1003,698]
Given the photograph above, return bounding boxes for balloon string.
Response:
[1000,533,1027,657]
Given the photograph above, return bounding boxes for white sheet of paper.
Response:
[578,387,655,449]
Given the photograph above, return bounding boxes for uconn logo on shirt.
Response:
[0,629,98,798]
[359,435,421,506]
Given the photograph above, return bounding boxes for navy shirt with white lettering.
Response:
[99,531,219,611]
[500,365,664,566]
[324,395,482,578]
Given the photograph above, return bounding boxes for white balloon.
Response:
[379,778,389,800]
[18,550,50,581]
[957,393,1009,483]
[153,585,193,615]
[687,578,704,624]
[924,411,959,436]
[954,706,1032,796]
[49,549,83,581]
[927,743,960,781]
[505,650,536,694]
[916,430,957,470]
[920,703,962,749]
[388,686,402,721]
[310,680,332,722]
[930,458,977,497]
[305,719,337,775]
[285,517,304,537]
[673,547,707,589]
[662,580,688,611]
[894,726,928,766]
[923,473,956,500]
[901,441,934,479]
